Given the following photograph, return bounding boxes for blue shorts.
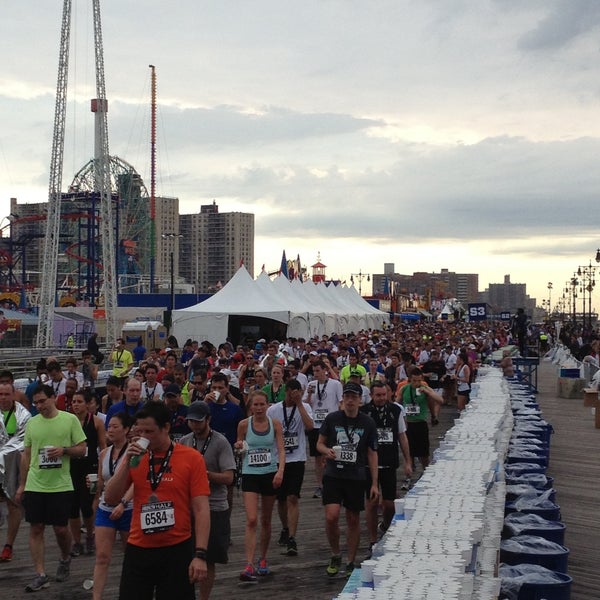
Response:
[94,506,133,532]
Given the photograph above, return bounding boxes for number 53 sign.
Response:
[467,303,487,321]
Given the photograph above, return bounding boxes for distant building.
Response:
[480,274,536,315]
[179,201,254,293]
[155,196,180,284]
[372,268,479,305]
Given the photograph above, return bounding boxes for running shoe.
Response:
[312,486,322,499]
[326,554,342,576]
[286,536,298,556]
[0,544,13,562]
[257,557,270,575]
[345,562,355,578]
[70,543,84,557]
[401,477,412,491]
[239,563,258,583]
[56,558,71,582]
[278,527,289,546]
[25,574,50,592]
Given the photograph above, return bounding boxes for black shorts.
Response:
[119,538,195,600]
[207,510,230,565]
[241,472,276,496]
[322,475,366,513]
[308,429,321,457]
[276,461,305,501]
[23,491,72,526]
[365,467,397,501]
[406,420,430,459]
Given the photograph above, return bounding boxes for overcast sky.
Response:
[2,0,600,307]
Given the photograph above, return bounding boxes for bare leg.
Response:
[345,509,361,564]
[92,526,116,600]
[365,497,378,545]
[315,456,325,487]
[29,523,46,574]
[286,495,299,537]
[243,492,259,565]
[5,499,23,546]
[53,524,72,561]
[259,494,276,560]
[277,499,287,530]
[69,516,82,546]
[324,503,341,555]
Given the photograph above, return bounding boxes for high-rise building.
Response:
[154,196,180,285]
[481,274,535,315]
[179,201,254,293]
[372,267,479,305]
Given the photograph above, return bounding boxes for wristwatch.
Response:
[194,548,208,560]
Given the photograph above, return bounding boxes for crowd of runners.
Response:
[0,319,526,598]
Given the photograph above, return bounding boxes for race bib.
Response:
[313,409,328,424]
[38,449,62,469]
[283,435,299,452]
[405,405,421,416]
[115,361,123,368]
[377,428,393,444]
[336,447,357,464]
[141,501,175,534]
[429,373,438,381]
[247,448,272,466]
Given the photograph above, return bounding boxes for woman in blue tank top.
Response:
[234,390,285,583]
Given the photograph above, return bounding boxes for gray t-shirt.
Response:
[179,430,236,512]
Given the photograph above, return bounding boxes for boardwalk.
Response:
[0,360,597,599]
[536,360,600,600]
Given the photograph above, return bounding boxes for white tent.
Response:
[172,266,389,345]
[172,266,290,345]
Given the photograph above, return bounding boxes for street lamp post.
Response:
[547,282,552,316]
[577,262,596,330]
[350,269,370,296]
[161,232,183,331]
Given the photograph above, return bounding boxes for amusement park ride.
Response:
[0,1,157,347]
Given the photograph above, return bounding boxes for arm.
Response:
[272,419,285,488]
[188,495,210,583]
[367,446,379,500]
[316,433,335,460]
[61,440,87,459]
[95,416,107,451]
[104,447,135,506]
[422,385,444,405]
[297,401,314,431]
[15,445,31,504]
[233,419,248,451]
[398,432,412,477]
[207,468,234,487]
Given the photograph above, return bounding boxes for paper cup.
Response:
[136,437,150,451]
[88,473,98,495]
[332,445,342,460]
[213,390,220,402]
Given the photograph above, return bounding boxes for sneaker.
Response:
[401,477,412,491]
[312,486,322,499]
[278,527,289,546]
[25,573,50,592]
[286,536,298,556]
[85,534,95,555]
[70,542,84,557]
[326,554,342,577]
[239,563,257,583]
[56,558,71,582]
[257,557,270,576]
[345,562,355,578]
[431,417,439,426]
[0,544,13,562]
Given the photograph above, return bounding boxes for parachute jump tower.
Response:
[36,0,118,347]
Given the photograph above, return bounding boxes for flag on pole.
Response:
[280,250,289,278]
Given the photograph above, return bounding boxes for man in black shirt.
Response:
[317,382,378,578]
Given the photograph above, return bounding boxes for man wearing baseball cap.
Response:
[179,402,236,600]
[316,382,378,579]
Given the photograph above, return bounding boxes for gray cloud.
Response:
[519,0,600,50]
